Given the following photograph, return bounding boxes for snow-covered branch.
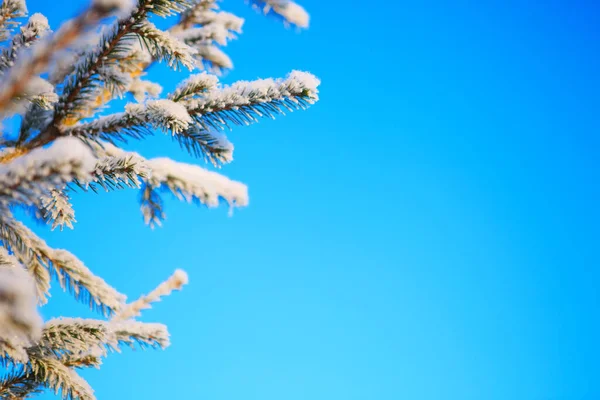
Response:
[0,214,126,313]
[184,70,320,131]
[29,357,95,400]
[65,99,193,143]
[107,320,170,350]
[95,143,246,226]
[114,269,188,321]
[39,190,76,231]
[0,138,96,208]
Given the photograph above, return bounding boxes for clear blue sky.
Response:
[21,0,600,399]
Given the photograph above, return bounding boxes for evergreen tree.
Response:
[0,0,319,397]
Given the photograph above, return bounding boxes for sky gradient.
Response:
[18,0,600,399]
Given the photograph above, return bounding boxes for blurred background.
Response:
[24,0,600,399]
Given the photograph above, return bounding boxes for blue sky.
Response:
[14,0,600,399]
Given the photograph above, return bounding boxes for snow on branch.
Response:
[0,137,96,208]
[183,70,320,131]
[249,0,309,28]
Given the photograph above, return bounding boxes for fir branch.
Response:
[61,355,102,370]
[145,156,248,210]
[64,111,151,145]
[34,318,107,360]
[64,99,193,144]
[107,321,170,350]
[113,269,188,321]
[183,70,320,131]
[0,368,44,399]
[39,190,76,231]
[74,152,149,193]
[0,213,126,314]
[168,72,218,102]
[134,21,196,71]
[29,356,95,400]
[173,126,233,165]
[0,213,52,303]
